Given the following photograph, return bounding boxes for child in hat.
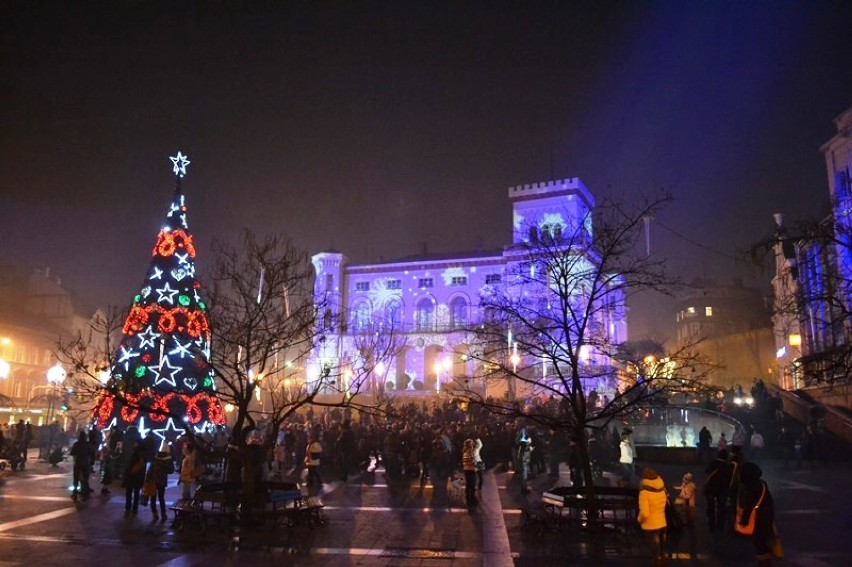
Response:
[674,472,697,525]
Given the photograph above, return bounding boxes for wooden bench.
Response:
[170,482,240,534]
[539,485,638,532]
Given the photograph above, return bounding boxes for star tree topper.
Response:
[170,151,191,178]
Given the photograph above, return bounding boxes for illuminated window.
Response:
[387,279,402,290]
[385,299,402,328]
[788,334,801,346]
[355,281,369,292]
[450,276,468,286]
[485,274,502,285]
[450,297,468,329]
[686,307,696,317]
[418,278,434,288]
[352,301,371,333]
[415,298,435,331]
[705,306,713,317]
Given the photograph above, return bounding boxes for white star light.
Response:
[170,152,191,178]
[137,416,151,439]
[169,336,193,359]
[175,252,190,266]
[150,267,164,280]
[137,326,160,349]
[152,417,186,442]
[151,356,181,387]
[194,336,211,360]
[156,282,179,305]
[118,346,140,371]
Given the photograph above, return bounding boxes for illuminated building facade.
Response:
[309,178,628,397]
[773,107,852,387]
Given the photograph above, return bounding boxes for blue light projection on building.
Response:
[309,177,628,398]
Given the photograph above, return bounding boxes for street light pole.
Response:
[45,363,66,456]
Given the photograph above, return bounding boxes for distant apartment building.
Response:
[309,178,627,399]
[773,106,852,388]
[673,278,775,389]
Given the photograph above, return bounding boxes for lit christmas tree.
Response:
[94,152,225,441]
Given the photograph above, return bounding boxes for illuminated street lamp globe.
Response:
[47,363,66,386]
[97,368,111,385]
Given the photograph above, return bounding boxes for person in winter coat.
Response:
[703,449,733,532]
[122,444,146,514]
[179,443,201,499]
[461,438,478,506]
[471,435,484,491]
[638,467,668,566]
[619,431,635,485]
[305,433,323,489]
[146,445,174,519]
[674,472,697,525]
[70,430,95,499]
[736,462,777,566]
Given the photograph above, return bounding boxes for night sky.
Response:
[2,2,852,341]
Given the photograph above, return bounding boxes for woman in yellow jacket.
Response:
[638,468,668,566]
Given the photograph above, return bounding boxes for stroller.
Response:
[0,440,26,471]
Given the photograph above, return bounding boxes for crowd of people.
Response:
[1,384,827,566]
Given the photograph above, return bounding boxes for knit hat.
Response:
[683,472,694,481]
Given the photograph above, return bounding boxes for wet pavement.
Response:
[0,450,850,566]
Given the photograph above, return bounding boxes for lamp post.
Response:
[46,363,66,422]
[44,363,66,457]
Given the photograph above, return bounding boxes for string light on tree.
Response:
[94,151,225,441]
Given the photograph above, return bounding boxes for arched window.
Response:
[450,296,468,329]
[415,297,435,331]
[385,299,403,330]
[352,300,371,333]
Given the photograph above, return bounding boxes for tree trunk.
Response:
[573,424,601,530]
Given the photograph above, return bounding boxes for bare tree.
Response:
[55,306,127,423]
[449,194,710,522]
[769,213,852,386]
[204,231,402,497]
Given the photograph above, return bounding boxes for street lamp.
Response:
[46,363,66,423]
[42,363,66,458]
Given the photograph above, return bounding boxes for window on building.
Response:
[385,299,403,329]
[686,307,696,317]
[450,276,468,286]
[352,301,371,333]
[485,274,501,285]
[788,333,801,346]
[325,274,333,292]
[705,306,713,317]
[450,297,468,329]
[355,281,369,292]
[415,298,435,331]
[418,278,434,288]
[387,279,402,290]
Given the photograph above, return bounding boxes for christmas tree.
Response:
[94,152,225,441]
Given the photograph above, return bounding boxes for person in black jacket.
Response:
[703,449,732,532]
[122,444,146,514]
[146,445,174,520]
[736,462,776,566]
[70,430,95,499]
